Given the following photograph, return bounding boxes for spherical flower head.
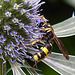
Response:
[19,22,24,28]
[4,25,11,31]
[0,49,3,55]
[13,3,19,10]
[5,11,12,17]
[0,35,6,44]
[0,0,46,74]
[0,19,1,23]
[6,42,16,52]
[0,0,45,62]
[13,3,23,10]
[23,0,28,4]
[0,5,2,9]
[17,35,24,41]
[12,18,20,24]
[4,0,10,2]
[20,8,27,15]
[10,31,17,36]
[9,42,16,48]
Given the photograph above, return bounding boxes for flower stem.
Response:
[0,59,6,75]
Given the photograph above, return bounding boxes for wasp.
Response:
[18,16,69,68]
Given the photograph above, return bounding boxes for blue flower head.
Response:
[0,0,45,70]
[0,3,47,73]
[0,35,6,44]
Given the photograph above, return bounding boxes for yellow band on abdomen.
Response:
[33,55,38,61]
[41,47,49,55]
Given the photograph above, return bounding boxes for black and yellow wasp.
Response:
[18,16,69,68]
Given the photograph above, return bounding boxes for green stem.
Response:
[0,58,6,75]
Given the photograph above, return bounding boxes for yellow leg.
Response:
[32,51,52,69]
[18,37,43,47]
[40,16,47,24]
[40,28,52,32]
[25,37,43,46]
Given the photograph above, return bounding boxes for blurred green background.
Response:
[37,0,75,75]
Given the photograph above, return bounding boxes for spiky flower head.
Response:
[0,0,45,66]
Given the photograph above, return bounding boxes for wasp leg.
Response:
[32,57,45,70]
[40,16,47,24]
[18,37,43,47]
[32,51,52,69]
[25,37,43,46]
[40,28,52,33]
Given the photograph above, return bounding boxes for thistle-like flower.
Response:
[0,0,45,75]
[0,0,75,75]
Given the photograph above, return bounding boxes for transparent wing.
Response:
[43,52,75,75]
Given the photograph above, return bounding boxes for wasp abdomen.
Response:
[33,40,52,61]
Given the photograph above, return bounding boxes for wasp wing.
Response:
[52,32,69,60]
